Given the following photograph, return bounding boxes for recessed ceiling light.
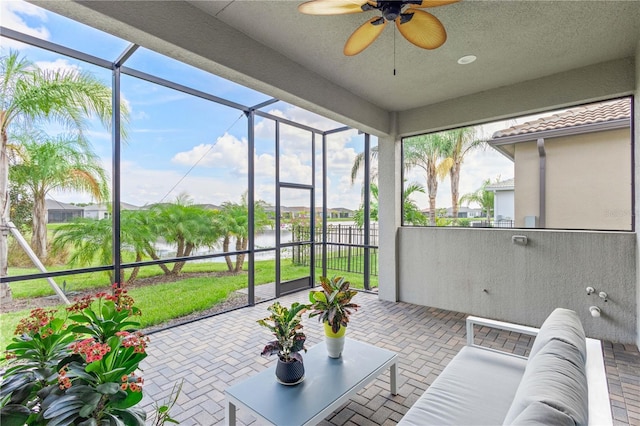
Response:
[457,55,477,65]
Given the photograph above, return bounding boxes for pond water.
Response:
[152,223,373,262]
[153,229,291,262]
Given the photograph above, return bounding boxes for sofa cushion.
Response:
[398,346,527,426]
[503,339,588,426]
[529,308,586,362]
[509,401,576,425]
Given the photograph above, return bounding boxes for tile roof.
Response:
[45,199,83,210]
[486,178,515,190]
[492,99,631,139]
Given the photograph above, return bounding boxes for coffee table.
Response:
[225,338,398,425]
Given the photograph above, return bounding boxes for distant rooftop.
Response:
[492,99,631,139]
[486,178,515,191]
[45,199,83,210]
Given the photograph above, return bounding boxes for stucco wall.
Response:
[398,227,637,343]
[514,128,632,230]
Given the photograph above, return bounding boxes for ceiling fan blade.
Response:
[298,0,370,15]
[396,9,447,50]
[344,17,387,56]
[408,0,460,8]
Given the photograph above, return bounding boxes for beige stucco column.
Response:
[635,39,640,347]
[377,113,401,302]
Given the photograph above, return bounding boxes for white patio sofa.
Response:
[398,308,612,426]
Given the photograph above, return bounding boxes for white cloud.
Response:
[170,132,314,185]
[33,58,80,75]
[171,133,247,171]
[0,1,49,47]
[132,110,150,121]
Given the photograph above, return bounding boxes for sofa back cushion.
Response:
[528,308,586,362]
[503,338,588,425]
[509,401,576,425]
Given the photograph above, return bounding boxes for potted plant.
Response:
[308,276,359,358]
[0,285,149,425]
[257,301,308,385]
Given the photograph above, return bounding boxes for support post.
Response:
[7,222,70,304]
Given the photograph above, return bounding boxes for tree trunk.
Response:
[31,193,48,260]
[234,237,247,273]
[223,235,233,272]
[427,163,438,226]
[428,196,437,226]
[172,243,192,275]
[450,163,461,219]
[127,253,142,284]
[145,244,171,275]
[0,122,12,300]
[175,238,185,258]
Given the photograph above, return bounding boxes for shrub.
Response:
[1,285,149,425]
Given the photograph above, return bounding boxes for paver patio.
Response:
[139,290,640,426]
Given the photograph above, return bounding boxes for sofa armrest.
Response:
[466,316,540,359]
[586,338,613,426]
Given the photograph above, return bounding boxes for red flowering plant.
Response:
[1,284,149,425]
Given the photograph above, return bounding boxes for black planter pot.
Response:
[275,357,305,385]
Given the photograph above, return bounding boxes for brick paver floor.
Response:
[139,290,640,425]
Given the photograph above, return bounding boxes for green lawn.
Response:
[2,257,375,352]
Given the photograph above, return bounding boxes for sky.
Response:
[1,0,522,212]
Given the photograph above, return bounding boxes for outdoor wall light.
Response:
[586,286,596,295]
[589,306,601,318]
[511,235,527,245]
[598,291,608,302]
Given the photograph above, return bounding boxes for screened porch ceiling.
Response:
[32,1,640,137]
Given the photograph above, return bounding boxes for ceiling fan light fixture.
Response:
[457,55,477,65]
[299,0,459,55]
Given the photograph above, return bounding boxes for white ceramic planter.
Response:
[325,334,345,358]
[324,322,346,358]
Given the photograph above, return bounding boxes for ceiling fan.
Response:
[298,0,459,56]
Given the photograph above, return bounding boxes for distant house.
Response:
[328,207,354,219]
[489,99,631,230]
[486,178,515,224]
[449,206,483,219]
[84,202,141,220]
[45,199,84,223]
[195,203,220,211]
[261,205,353,220]
[420,206,483,219]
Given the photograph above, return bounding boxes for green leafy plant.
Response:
[150,379,183,425]
[1,285,150,425]
[308,276,360,333]
[257,302,307,363]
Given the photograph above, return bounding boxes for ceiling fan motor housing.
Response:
[380,2,403,21]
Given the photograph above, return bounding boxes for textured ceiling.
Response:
[32,0,640,135]
[186,0,640,111]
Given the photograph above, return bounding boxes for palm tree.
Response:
[219,193,270,273]
[151,194,222,275]
[51,210,158,284]
[441,128,486,219]
[354,182,427,227]
[402,182,429,226]
[460,179,495,220]
[10,131,108,261]
[350,145,379,185]
[51,217,112,275]
[1,51,122,299]
[403,134,453,226]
